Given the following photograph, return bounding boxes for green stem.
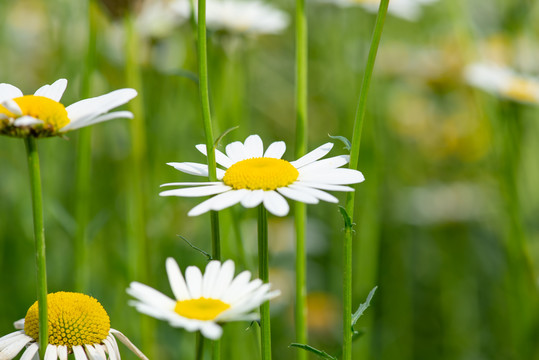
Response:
[212,338,221,360]
[74,0,98,293]
[343,2,389,360]
[24,137,48,359]
[258,205,271,360]
[196,332,205,360]
[294,0,308,356]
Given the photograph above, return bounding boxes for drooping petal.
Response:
[196,144,234,168]
[20,342,39,360]
[0,84,23,102]
[263,141,286,159]
[73,345,88,360]
[159,184,231,197]
[0,333,33,359]
[199,322,223,340]
[187,189,249,216]
[289,142,334,168]
[34,79,67,102]
[262,191,289,216]
[110,329,149,360]
[166,257,191,301]
[57,345,68,360]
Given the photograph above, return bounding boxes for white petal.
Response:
[106,335,121,360]
[298,155,350,174]
[199,322,223,340]
[243,135,263,157]
[0,331,26,347]
[240,189,265,208]
[13,116,43,127]
[13,320,24,330]
[0,83,23,102]
[110,329,149,360]
[166,257,191,300]
[195,144,234,168]
[44,345,58,360]
[167,162,225,179]
[161,181,223,187]
[201,261,221,298]
[295,181,355,192]
[34,79,67,102]
[225,141,246,163]
[223,278,263,305]
[185,266,203,299]
[277,186,319,204]
[102,339,118,360]
[299,168,365,185]
[221,271,252,303]
[93,345,106,360]
[57,345,68,360]
[262,191,289,217]
[288,184,339,203]
[0,334,32,358]
[263,141,286,159]
[187,189,248,216]
[61,111,133,131]
[20,343,39,360]
[210,260,235,299]
[159,184,231,197]
[2,99,22,116]
[127,282,176,310]
[84,345,101,360]
[73,345,88,360]
[289,143,334,168]
[128,301,174,321]
[65,88,137,123]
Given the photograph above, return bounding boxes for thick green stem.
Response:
[258,205,271,360]
[343,2,389,360]
[294,0,308,356]
[25,137,48,359]
[74,0,98,293]
[196,332,205,360]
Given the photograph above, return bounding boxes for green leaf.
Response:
[289,344,337,360]
[351,286,378,327]
[214,126,239,150]
[338,206,354,231]
[177,235,212,260]
[328,134,352,151]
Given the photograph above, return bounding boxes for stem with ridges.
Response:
[25,137,48,359]
[258,205,271,360]
[343,1,389,359]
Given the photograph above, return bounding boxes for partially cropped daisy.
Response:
[0,292,148,360]
[172,0,289,35]
[127,258,280,339]
[0,79,136,138]
[160,134,365,217]
[464,62,539,104]
[321,0,438,21]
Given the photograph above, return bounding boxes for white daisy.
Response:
[172,0,289,35]
[159,134,365,217]
[0,79,137,138]
[0,292,148,360]
[127,258,280,340]
[464,62,539,104]
[320,0,438,21]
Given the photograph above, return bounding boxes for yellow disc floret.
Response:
[24,292,110,349]
[174,298,231,321]
[504,78,539,103]
[0,95,69,137]
[223,157,299,190]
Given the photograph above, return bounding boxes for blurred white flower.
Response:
[464,62,539,104]
[172,0,290,35]
[136,0,187,38]
[320,0,438,21]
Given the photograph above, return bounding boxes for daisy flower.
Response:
[0,78,137,138]
[127,258,280,339]
[320,0,438,21]
[464,62,539,104]
[159,134,365,217]
[172,0,289,35]
[0,292,148,360]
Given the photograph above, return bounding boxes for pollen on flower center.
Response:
[0,95,70,130]
[223,157,299,190]
[504,78,539,102]
[174,298,231,321]
[24,292,111,349]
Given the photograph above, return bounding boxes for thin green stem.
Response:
[294,0,308,356]
[343,2,389,360]
[212,338,221,360]
[258,205,271,360]
[196,332,205,360]
[74,0,98,293]
[24,137,48,359]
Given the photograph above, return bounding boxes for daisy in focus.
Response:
[321,0,438,21]
[172,0,289,35]
[464,62,539,104]
[0,292,148,360]
[160,134,365,217]
[127,258,280,339]
[0,78,137,138]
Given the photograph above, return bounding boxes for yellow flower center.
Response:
[503,78,539,103]
[0,95,70,130]
[24,292,110,349]
[174,298,231,321]
[223,157,299,190]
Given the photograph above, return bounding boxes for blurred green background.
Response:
[1,0,539,359]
